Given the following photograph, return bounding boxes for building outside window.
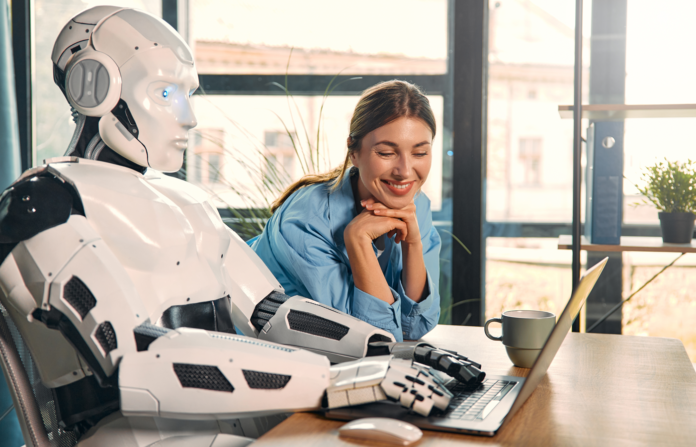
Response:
[264,130,297,182]
[518,137,542,186]
[189,128,225,185]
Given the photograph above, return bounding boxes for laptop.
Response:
[325,257,608,436]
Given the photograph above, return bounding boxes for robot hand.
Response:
[367,341,486,389]
[325,355,452,417]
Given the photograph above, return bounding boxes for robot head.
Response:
[52,8,199,172]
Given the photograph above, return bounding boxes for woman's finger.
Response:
[362,199,387,211]
[389,218,408,243]
[361,197,379,208]
[372,208,416,221]
[351,213,408,241]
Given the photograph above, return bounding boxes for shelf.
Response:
[557,235,696,253]
[557,104,696,120]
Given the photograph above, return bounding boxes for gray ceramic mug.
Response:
[484,310,556,368]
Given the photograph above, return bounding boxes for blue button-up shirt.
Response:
[249,170,441,341]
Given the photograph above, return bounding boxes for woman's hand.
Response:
[344,203,409,247]
[343,203,407,305]
[343,197,427,304]
[363,198,422,246]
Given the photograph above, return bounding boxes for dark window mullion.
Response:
[162,0,178,30]
[451,1,488,327]
[12,0,32,172]
[197,74,447,96]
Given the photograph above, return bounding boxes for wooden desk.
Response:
[254,325,696,446]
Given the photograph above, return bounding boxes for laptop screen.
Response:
[503,257,608,422]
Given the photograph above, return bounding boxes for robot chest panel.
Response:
[60,163,232,316]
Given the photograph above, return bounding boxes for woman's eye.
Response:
[378,152,394,157]
[414,152,429,157]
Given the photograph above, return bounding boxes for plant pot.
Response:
[658,212,696,243]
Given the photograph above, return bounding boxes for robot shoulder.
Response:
[0,167,85,245]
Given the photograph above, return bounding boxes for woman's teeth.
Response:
[387,181,409,189]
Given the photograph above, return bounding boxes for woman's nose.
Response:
[394,155,412,177]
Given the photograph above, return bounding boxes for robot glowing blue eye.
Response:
[162,90,169,98]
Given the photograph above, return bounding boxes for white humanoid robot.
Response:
[0,7,484,446]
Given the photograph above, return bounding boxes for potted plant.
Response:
[635,159,696,243]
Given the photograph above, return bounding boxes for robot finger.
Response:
[381,359,452,416]
[411,392,435,416]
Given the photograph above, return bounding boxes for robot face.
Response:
[118,48,199,172]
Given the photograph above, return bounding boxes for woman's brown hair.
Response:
[270,80,436,213]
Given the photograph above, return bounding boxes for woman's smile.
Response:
[381,179,416,196]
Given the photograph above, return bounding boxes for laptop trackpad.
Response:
[480,382,515,419]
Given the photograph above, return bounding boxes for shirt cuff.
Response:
[397,271,434,318]
[351,285,400,332]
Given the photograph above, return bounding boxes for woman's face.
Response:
[351,116,433,209]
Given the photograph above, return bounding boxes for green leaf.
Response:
[441,229,472,255]
[632,158,696,214]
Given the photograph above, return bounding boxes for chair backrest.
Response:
[0,301,77,447]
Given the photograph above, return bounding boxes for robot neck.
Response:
[65,114,147,174]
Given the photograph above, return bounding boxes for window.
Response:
[518,137,542,186]
[619,0,696,361]
[486,0,583,223]
[190,94,444,211]
[264,131,297,181]
[189,128,225,185]
[484,0,591,328]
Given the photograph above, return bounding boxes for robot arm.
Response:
[243,290,485,389]
[244,292,485,391]
[6,213,148,385]
[120,325,330,419]
[0,172,147,386]
[121,327,451,419]
[252,293,396,364]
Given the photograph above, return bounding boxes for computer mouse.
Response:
[338,417,423,446]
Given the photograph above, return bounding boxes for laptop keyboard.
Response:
[444,379,517,421]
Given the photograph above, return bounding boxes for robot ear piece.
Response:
[65,48,121,117]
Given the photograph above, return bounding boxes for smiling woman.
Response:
[249,81,441,341]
